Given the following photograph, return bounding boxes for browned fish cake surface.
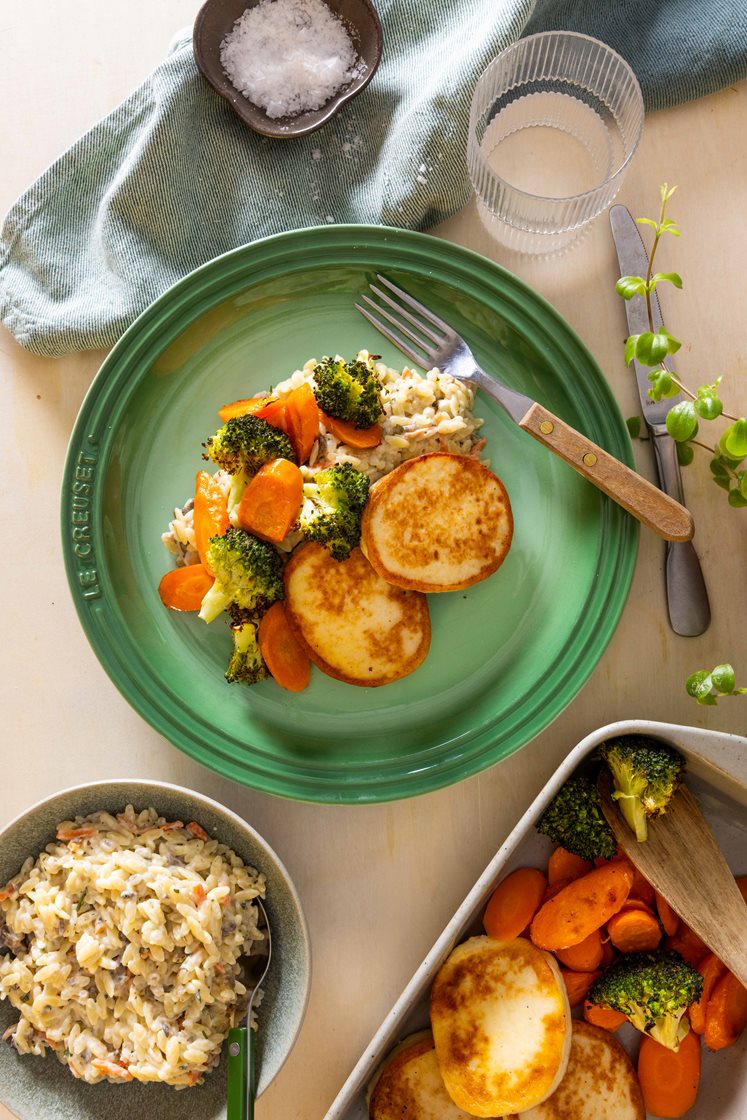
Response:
[368,1032,475,1120]
[430,936,571,1117]
[283,543,431,686]
[505,1020,645,1120]
[360,452,513,592]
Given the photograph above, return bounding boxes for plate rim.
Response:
[61,224,638,803]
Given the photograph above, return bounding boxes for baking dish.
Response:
[325,720,747,1120]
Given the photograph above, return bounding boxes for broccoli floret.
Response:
[312,355,382,428]
[204,414,295,475]
[536,775,617,862]
[588,950,703,1050]
[225,620,268,685]
[199,528,284,623]
[599,735,685,842]
[298,463,370,561]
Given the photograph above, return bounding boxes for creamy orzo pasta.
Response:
[0,806,265,1087]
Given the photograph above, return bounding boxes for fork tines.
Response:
[355,274,452,372]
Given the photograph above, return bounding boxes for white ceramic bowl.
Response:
[0,779,311,1120]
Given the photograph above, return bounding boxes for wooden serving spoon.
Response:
[598,771,747,987]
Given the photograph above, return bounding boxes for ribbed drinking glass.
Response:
[467,32,644,254]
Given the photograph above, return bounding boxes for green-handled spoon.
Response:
[227,898,272,1120]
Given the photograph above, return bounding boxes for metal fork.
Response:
[356,275,694,542]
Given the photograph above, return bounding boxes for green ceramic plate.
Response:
[62,226,637,803]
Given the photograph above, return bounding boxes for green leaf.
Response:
[694,392,723,421]
[720,418,747,460]
[666,401,699,442]
[647,369,678,400]
[626,416,642,439]
[676,441,694,466]
[616,275,648,300]
[650,271,683,290]
[685,670,712,699]
[710,458,732,491]
[711,664,736,693]
[660,183,678,203]
[636,217,658,230]
[740,473,747,499]
[633,330,681,366]
[624,335,640,365]
[659,218,681,237]
[728,488,747,508]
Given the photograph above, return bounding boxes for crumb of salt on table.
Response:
[220,0,363,119]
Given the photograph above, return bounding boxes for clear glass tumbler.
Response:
[467,32,644,254]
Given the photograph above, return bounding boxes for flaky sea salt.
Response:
[220,0,362,119]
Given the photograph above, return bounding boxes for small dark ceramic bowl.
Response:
[0,780,311,1120]
[193,0,383,138]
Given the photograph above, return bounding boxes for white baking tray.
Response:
[325,721,747,1120]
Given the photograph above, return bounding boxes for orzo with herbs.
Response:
[0,807,265,1087]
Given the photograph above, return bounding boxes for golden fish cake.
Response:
[505,1020,645,1120]
[368,1031,477,1120]
[360,452,513,592]
[283,543,431,686]
[430,935,571,1117]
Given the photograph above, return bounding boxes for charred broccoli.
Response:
[199,528,284,623]
[588,949,703,1050]
[298,463,370,561]
[225,620,268,685]
[204,414,295,475]
[312,355,382,428]
[536,775,617,862]
[599,735,685,842]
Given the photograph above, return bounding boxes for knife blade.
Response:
[610,204,710,636]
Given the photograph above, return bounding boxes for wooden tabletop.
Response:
[1,4,746,1118]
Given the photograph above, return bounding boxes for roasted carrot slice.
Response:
[543,877,572,903]
[258,602,311,692]
[529,862,634,950]
[254,387,320,462]
[482,867,547,941]
[547,847,593,885]
[638,1028,701,1117]
[319,410,383,448]
[283,384,321,463]
[690,953,728,1035]
[703,970,747,1050]
[218,396,270,422]
[583,998,627,1031]
[194,471,229,574]
[158,563,214,611]
[255,398,288,430]
[237,458,304,543]
[606,906,662,953]
[556,928,604,971]
[665,924,709,968]
[561,968,601,1008]
[655,889,680,937]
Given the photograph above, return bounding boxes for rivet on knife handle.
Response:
[520,402,695,541]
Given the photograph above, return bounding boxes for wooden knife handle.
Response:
[519,402,694,542]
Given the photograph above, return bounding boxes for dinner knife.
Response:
[609,205,710,636]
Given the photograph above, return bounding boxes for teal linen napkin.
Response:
[2,0,746,356]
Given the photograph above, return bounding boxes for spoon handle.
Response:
[227,1026,248,1120]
